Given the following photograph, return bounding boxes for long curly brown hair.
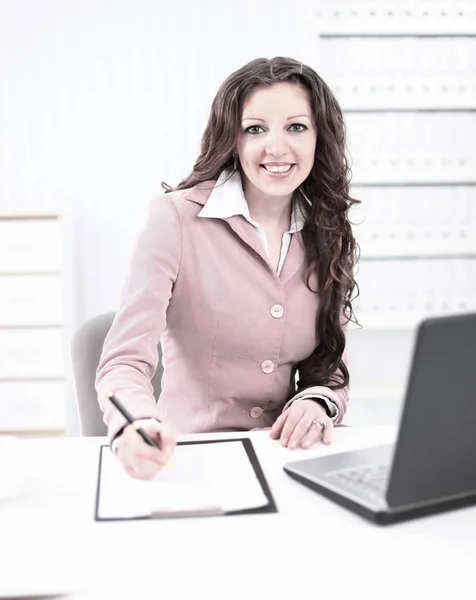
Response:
[165,56,360,394]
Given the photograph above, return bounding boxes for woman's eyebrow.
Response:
[287,114,311,120]
[241,114,311,122]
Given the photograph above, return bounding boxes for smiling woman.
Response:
[95,57,360,480]
[238,83,317,204]
[234,82,319,274]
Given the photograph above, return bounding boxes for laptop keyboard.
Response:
[325,463,390,500]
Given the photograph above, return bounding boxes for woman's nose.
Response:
[265,134,289,156]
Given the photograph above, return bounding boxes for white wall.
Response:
[0,0,318,319]
[1,0,474,433]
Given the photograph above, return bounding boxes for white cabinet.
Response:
[0,276,63,326]
[0,382,65,431]
[0,329,64,379]
[315,1,476,422]
[0,215,66,435]
[0,219,62,272]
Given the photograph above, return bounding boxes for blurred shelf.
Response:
[318,36,476,110]
[0,324,63,330]
[349,389,404,403]
[353,181,476,187]
[344,107,476,113]
[0,213,67,435]
[357,253,476,261]
[0,430,65,438]
[350,165,476,185]
[320,33,476,38]
[0,271,62,276]
[0,377,65,382]
[349,316,474,331]
[349,320,416,331]
[315,0,476,37]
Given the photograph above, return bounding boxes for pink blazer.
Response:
[96,180,349,442]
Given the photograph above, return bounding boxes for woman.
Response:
[96,56,359,480]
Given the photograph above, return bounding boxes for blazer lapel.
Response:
[223,215,271,268]
[279,233,306,285]
[184,182,306,282]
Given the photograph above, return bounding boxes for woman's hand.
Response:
[115,420,177,480]
[270,399,333,450]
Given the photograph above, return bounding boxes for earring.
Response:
[233,153,239,170]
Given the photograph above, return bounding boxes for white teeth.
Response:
[263,164,293,173]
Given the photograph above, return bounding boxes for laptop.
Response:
[284,312,476,525]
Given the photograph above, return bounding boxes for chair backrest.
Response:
[71,312,163,436]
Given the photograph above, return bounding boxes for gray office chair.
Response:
[71,312,163,437]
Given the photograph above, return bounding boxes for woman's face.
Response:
[236,82,317,201]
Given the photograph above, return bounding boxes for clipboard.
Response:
[94,438,277,521]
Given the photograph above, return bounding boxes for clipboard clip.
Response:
[150,505,225,518]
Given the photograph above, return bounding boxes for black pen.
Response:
[107,392,173,468]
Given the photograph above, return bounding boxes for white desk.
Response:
[1,426,475,600]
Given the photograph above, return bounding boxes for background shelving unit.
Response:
[315,0,476,423]
[0,214,67,436]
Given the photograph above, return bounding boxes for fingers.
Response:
[156,422,178,459]
[269,412,287,439]
[119,447,165,480]
[123,457,166,480]
[300,420,334,449]
[116,422,177,481]
[270,400,334,450]
[321,421,333,446]
[284,415,333,450]
[279,411,305,448]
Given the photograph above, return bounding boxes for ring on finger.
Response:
[310,418,329,430]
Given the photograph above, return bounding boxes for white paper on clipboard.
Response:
[96,440,269,519]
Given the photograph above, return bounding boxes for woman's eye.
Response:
[244,123,307,135]
[289,123,307,132]
[245,125,264,135]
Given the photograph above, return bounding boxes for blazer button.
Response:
[270,304,284,319]
[250,406,263,419]
[261,360,275,374]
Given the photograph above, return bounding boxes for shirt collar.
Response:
[197,169,308,234]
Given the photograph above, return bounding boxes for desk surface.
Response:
[1,426,474,600]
